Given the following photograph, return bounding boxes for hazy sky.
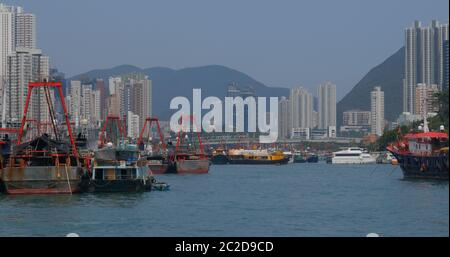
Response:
[3,0,449,98]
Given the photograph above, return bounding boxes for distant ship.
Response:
[330,147,376,164]
[227,149,289,165]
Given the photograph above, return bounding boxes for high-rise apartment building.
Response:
[317,81,336,130]
[91,89,101,126]
[414,83,439,115]
[404,20,449,114]
[95,78,107,119]
[444,40,449,90]
[81,84,93,123]
[370,87,385,136]
[278,96,291,140]
[290,87,313,131]
[1,4,48,127]
[104,74,152,131]
[69,81,82,127]
[127,111,140,139]
[15,9,36,49]
[5,47,49,124]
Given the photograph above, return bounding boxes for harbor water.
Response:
[0,163,448,236]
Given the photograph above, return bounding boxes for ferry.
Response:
[331,147,376,164]
[227,149,289,165]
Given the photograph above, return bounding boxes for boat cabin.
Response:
[405,132,449,156]
[92,166,150,181]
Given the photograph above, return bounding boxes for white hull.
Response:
[331,147,376,164]
[331,157,376,164]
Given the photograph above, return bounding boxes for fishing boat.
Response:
[227,149,289,165]
[283,151,294,164]
[210,148,229,164]
[0,134,85,194]
[387,127,448,180]
[293,151,306,163]
[306,153,319,163]
[0,81,87,195]
[138,117,170,174]
[169,115,210,174]
[82,142,155,192]
[330,147,376,164]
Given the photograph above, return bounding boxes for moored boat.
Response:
[387,131,448,180]
[0,134,85,194]
[210,148,229,165]
[293,151,306,163]
[331,147,376,164]
[227,149,289,165]
[82,142,155,192]
[306,154,319,163]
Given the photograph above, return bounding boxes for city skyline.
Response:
[1,0,448,99]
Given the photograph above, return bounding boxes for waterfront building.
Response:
[291,127,310,140]
[340,110,371,134]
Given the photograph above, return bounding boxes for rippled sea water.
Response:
[0,163,448,236]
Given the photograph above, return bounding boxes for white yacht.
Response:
[331,147,376,164]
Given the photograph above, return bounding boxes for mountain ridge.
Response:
[69,49,405,126]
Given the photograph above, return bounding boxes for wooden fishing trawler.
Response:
[82,142,154,192]
[82,116,156,192]
[387,123,449,180]
[169,115,210,174]
[0,81,86,194]
[137,117,170,174]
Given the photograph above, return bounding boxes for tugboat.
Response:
[387,122,449,180]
